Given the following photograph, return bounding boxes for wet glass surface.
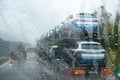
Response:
[0,0,120,80]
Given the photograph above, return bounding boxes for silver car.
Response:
[73,41,107,67]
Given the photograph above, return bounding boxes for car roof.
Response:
[77,41,100,44]
[51,45,58,48]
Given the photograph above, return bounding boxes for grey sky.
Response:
[0,0,118,44]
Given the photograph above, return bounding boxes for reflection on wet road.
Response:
[0,53,55,80]
[0,53,117,80]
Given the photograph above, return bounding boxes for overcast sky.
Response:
[0,0,119,44]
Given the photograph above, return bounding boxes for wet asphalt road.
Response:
[0,52,117,80]
[0,53,58,80]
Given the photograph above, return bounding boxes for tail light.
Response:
[76,50,85,54]
[76,50,80,54]
[73,69,86,75]
[101,69,113,74]
[9,57,14,64]
[65,70,72,75]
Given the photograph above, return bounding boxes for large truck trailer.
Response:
[53,13,113,79]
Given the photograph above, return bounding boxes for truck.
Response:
[49,40,113,80]
[52,12,113,79]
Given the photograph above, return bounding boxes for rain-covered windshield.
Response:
[0,0,120,80]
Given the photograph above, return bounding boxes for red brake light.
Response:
[9,57,14,63]
[76,50,85,54]
[76,50,80,54]
[65,70,72,75]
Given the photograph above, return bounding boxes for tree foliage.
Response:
[50,38,77,49]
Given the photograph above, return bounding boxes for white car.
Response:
[49,45,58,57]
[72,41,107,67]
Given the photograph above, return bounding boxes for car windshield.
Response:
[81,44,103,49]
[0,0,119,80]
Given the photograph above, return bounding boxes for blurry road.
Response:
[0,52,56,80]
[0,52,117,80]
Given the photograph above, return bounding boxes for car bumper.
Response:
[77,58,106,64]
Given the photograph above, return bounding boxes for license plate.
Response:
[88,71,98,74]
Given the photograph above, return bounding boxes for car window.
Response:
[81,44,102,49]
[79,13,97,18]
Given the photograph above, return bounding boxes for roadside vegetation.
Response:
[0,56,8,65]
[100,12,120,69]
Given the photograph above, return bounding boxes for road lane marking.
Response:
[0,61,9,68]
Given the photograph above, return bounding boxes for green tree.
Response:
[114,13,120,68]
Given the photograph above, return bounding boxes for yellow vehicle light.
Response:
[73,69,86,75]
[101,69,113,74]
